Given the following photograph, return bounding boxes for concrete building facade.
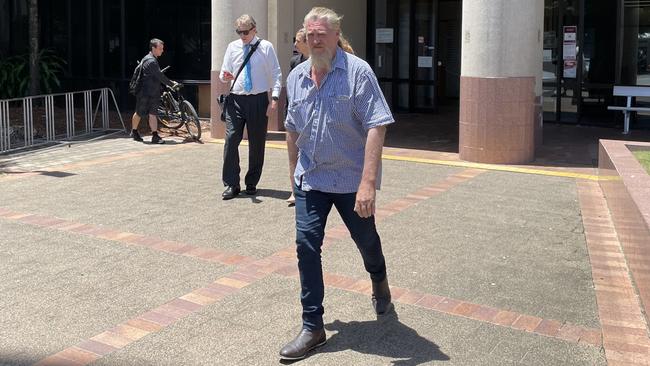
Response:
[4,0,645,164]
[211,0,543,164]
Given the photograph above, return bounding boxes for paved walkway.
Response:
[0,131,647,365]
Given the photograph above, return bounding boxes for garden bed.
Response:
[598,139,650,321]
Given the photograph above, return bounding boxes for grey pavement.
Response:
[0,135,606,365]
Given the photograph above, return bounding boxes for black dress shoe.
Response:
[372,277,394,316]
[222,185,240,200]
[279,328,326,360]
[244,185,257,195]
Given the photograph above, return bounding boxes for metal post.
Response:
[45,95,55,141]
[102,88,109,130]
[0,101,9,151]
[23,97,34,147]
[65,93,75,139]
[624,95,631,134]
[84,90,92,133]
[92,90,102,130]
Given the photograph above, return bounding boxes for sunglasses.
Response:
[235,27,255,36]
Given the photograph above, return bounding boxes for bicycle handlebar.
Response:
[164,83,183,93]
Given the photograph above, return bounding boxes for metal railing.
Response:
[0,88,126,153]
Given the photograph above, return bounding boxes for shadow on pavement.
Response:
[281,312,450,365]
[0,169,76,178]
[242,188,292,202]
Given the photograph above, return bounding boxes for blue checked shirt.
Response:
[285,47,395,194]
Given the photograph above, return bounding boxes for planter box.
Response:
[598,139,650,317]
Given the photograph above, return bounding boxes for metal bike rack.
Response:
[0,88,126,153]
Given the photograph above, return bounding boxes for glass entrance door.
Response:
[543,0,618,124]
[412,0,437,110]
[370,0,449,112]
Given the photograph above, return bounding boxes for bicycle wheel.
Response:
[181,100,201,140]
[157,92,184,129]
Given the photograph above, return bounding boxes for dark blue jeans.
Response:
[294,184,387,331]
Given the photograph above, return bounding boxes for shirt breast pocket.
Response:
[330,95,352,122]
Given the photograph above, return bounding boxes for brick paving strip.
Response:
[0,207,253,267]
[576,180,650,366]
[6,168,599,365]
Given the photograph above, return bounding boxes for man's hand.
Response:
[354,181,376,218]
[355,126,386,219]
[266,100,278,117]
[222,70,234,81]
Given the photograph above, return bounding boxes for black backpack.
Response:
[128,59,143,95]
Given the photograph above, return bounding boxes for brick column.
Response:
[459,0,543,164]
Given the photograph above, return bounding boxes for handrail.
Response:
[0,87,121,103]
[0,88,126,153]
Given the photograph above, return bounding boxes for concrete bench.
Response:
[608,85,650,134]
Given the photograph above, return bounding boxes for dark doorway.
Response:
[368,0,462,113]
[543,0,618,126]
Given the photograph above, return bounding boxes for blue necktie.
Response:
[244,44,253,92]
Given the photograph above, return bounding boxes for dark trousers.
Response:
[294,184,387,331]
[222,92,269,187]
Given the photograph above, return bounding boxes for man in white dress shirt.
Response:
[220,14,282,200]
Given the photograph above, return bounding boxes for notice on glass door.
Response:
[563,26,577,60]
[563,60,577,78]
[563,44,576,60]
[543,49,553,62]
[418,56,433,68]
[376,28,394,43]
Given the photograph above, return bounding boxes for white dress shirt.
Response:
[219,36,282,98]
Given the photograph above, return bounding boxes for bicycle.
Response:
[156,83,202,141]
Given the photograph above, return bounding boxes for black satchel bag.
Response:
[219,40,261,122]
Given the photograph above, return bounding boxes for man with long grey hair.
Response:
[281,7,395,360]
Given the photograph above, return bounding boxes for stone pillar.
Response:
[459,0,543,164]
[210,0,232,139]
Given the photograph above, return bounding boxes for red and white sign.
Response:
[563,26,577,61]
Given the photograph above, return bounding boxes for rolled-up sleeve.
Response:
[353,71,394,130]
[219,44,233,82]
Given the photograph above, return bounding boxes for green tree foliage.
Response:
[0,49,66,99]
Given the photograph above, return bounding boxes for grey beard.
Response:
[310,50,333,73]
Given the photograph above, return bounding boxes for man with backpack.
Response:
[130,38,179,144]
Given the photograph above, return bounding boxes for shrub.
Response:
[0,49,66,99]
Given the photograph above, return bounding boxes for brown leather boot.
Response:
[372,277,394,315]
[279,328,326,360]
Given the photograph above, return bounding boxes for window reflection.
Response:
[543,0,559,119]
[622,2,650,86]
